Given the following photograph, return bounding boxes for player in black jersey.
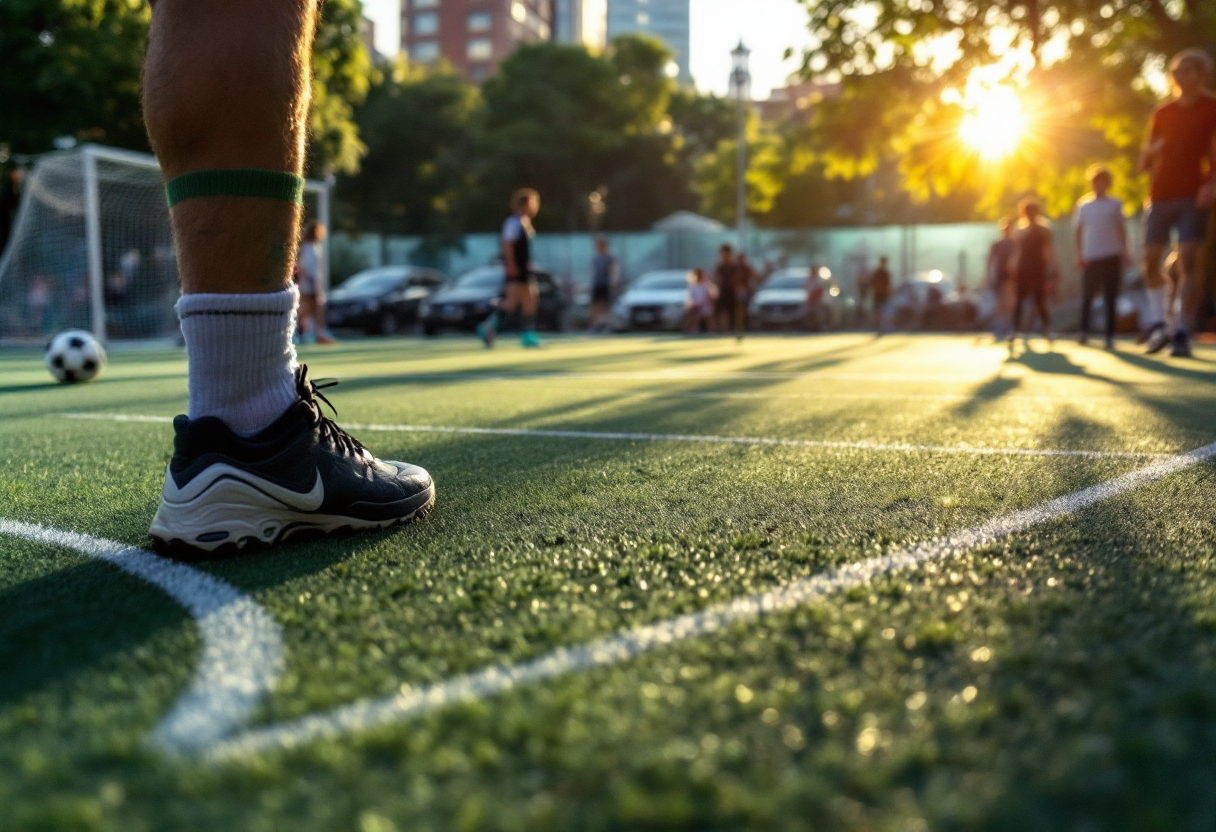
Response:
[477,189,542,348]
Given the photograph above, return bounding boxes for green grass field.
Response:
[3,333,1216,831]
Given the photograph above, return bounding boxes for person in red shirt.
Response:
[1138,49,1216,358]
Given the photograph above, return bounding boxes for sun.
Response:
[959,85,1027,160]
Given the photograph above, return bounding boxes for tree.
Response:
[793,0,1216,215]
[0,0,372,178]
[334,60,481,245]
[475,35,691,232]
[307,0,375,177]
[0,0,150,154]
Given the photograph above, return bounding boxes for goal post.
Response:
[0,143,330,344]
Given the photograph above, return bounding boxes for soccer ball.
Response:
[46,330,106,384]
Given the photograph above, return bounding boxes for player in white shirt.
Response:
[1073,165,1130,349]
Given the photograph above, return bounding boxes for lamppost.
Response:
[730,40,751,255]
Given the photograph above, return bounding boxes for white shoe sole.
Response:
[149,469,435,554]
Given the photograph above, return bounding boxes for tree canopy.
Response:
[0,0,372,177]
[793,0,1216,215]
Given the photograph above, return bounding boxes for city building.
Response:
[757,80,843,124]
[400,0,553,82]
[554,0,608,50]
[359,16,380,62]
[606,0,690,83]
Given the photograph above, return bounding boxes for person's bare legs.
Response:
[144,0,312,295]
[144,0,434,553]
[1141,243,1170,349]
[1178,241,1202,337]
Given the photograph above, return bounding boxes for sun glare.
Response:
[959,85,1026,160]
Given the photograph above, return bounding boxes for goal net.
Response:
[0,144,329,343]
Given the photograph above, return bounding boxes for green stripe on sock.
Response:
[165,169,305,207]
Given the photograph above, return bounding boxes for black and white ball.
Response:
[46,330,106,384]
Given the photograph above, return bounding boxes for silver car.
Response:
[749,267,847,331]
[610,270,692,331]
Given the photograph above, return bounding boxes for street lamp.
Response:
[730,41,751,254]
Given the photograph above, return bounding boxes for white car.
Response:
[610,270,692,331]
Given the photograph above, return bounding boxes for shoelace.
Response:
[295,364,368,458]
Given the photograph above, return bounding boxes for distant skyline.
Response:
[361,0,814,99]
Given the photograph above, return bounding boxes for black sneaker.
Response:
[1170,330,1193,358]
[150,365,435,555]
[1145,324,1170,355]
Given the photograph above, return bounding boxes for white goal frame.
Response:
[72,144,330,341]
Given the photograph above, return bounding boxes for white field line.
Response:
[203,440,1216,761]
[0,519,283,757]
[62,413,1169,461]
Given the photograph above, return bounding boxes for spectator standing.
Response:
[685,269,715,334]
[26,275,50,336]
[1073,165,1130,348]
[1010,198,1057,341]
[986,218,1016,339]
[1137,48,1216,357]
[732,254,758,340]
[294,220,333,345]
[870,256,892,331]
[713,244,737,334]
[588,236,618,333]
[806,266,827,331]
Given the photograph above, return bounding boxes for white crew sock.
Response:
[1145,286,1167,329]
[176,286,300,437]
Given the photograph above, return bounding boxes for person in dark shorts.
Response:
[1010,198,1057,342]
[1073,165,1130,348]
[477,188,543,348]
[588,236,617,333]
[870,256,892,331]
[713,244,737,333]
[1137,48,1216,357]
[986,218,1015,339]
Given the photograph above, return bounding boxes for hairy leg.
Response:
[143,0,317,294]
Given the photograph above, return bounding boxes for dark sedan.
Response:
[420,265,564,336]
[326,266,449,335]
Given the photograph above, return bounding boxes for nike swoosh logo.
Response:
[163,464,325,512]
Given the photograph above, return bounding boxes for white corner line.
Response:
[0,519,284,757]
[202,440,1216,762]
[61,413,1170,462]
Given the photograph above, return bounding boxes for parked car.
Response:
[888,270,977,330]
[749,267,852,331]
[326,266,449,335]
[610,270,692,331]
[419,265,564,336]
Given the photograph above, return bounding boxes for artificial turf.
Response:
[2,334,1216,831]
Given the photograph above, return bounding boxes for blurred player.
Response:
[986,218,1015,339]
[294,220,333,345]
[1137,48,1216,357]
[1073,166,1130,348]
[477,188,542,349]
[684,268,715,334]
[144,0,433,553]
[713,244,737,334]
[869,256,892,332]
[1010,198,1057,342]
[587,236,617,333]
[732,253,758,340]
